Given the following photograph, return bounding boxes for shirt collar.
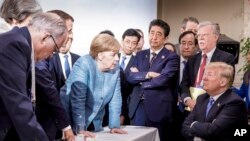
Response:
[150,47,163,55]
[202,47,216,60]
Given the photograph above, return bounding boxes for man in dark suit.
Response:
[35,10,79,141]
[182,62,248,141]
[119,28,141,125]
[173,31,198,141]
[127,19,180,141]
[180,21,235,111]
[0,13,67,141]
[47,10,80,92]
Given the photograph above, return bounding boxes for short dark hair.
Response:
[122,28,141,42]
[148,19,170,37]
[178,30,198,45]
[99,30,115,37]
[47,10,74,22]
[181,17,199,29]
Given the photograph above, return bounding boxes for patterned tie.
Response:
[195,54,207,87]
[206,97,214,117]
[150,52,157,66]
[64,55,70,78]
[120,56,127,70]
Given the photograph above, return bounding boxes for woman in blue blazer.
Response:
[65,34,127,138]
[233,51,250,111]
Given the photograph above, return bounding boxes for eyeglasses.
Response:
[50,35,60,52]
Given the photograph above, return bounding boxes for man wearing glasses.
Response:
[35,10,78,141]
[0,13,68,141]
[180,21,235,112]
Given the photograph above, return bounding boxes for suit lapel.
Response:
[125,55,135,72]
[150,48,167,69]
[55,54,66,81]
[210,48,219,62]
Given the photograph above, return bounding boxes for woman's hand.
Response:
[110,128,128,134]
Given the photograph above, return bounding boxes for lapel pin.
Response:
[161,55,165,59]
[217,103,220,107]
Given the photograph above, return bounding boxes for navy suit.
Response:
[35,59,71,140]
[35,53,79,140]
[49,53,80,92]
[182,89,248,141]
[120,55,135,124]
[180,48,235,102]
[127,48,179,141]
[233,70,250,112]
[0,27,48,141]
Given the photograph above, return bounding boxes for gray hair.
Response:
[0,0,42,24]
[28,13,67,39]
[198,21,220,36]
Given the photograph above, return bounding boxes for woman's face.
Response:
[98,51,119,71]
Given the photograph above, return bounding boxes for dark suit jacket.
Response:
[127,48,180,122]
[0,27,48,140]
[120,55,135,118]
[180,48,235,101]
[182,89,248,141]
[35,59,71,140]
[49,53,80,92]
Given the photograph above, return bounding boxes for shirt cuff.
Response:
[62,125,72,132]
[190,121,197,128]
[184,97,192,104]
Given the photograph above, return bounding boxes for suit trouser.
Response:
[130,100,146,126]
[0,127,20,141]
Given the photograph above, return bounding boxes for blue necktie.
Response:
[64,55,70,78]
[206,97,214,117]
[120,56,126,70]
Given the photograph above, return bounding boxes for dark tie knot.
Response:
[182,60,187,65]
[122,56,126,61]
[151,52,157,57]
[64,54,68,58]
[209,97,214,104]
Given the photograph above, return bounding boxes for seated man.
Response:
[182,62,248,141]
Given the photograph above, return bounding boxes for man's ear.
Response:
[220,77,227,87]
[164,36,169,43]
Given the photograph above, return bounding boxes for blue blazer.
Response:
[64,55,121,132]
[233,70,250,110]
[127,48,180,122]
[0,27,48,140]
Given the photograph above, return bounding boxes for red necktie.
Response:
[195,54,207,87]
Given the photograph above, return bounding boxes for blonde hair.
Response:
[206,62,234,85]
[89,34,121,59]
